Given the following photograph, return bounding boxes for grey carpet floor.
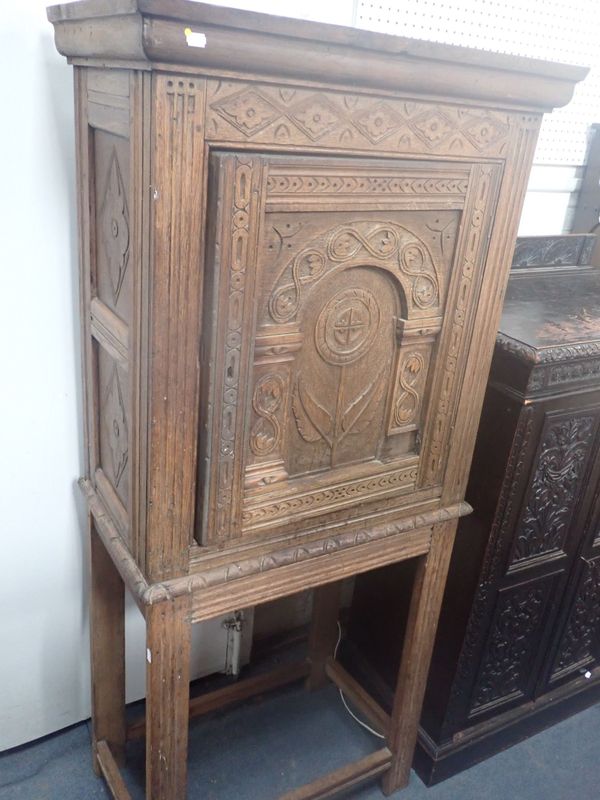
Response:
[1,682,598,799]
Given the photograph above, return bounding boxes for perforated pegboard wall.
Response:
[354,0,600,165]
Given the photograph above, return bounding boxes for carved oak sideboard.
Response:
[345,234,600,784]
[47,2,584,797]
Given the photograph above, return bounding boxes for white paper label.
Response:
[184,28,207,48]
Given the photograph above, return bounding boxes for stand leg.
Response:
[382,520,457,795]
[145,595,192,800]
[90,522,126,772]
[307,581,343,691]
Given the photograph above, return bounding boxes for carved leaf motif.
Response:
[512,416,594,563]
[340,367,387,438]
[293,377,333,446]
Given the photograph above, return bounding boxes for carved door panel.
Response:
[539,449,600,691]
[197,153,502,545]
[454,404,600,725]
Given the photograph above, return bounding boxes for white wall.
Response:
[0,0,592,752]
[0,2,89,750]
[0,0,244,752]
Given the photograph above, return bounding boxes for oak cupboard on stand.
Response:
[47,2,585,797]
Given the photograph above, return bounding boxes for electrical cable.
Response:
[333,621,386,740]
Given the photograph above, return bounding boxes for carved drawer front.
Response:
[197,153,501,545]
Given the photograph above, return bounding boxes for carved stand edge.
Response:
[80,478,470,617]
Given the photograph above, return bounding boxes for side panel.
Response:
[77,67,147,556]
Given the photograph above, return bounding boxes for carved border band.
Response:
[243,463,419,529]
[206,80,512,158]
[421,164,499,486]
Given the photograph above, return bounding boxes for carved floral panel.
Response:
[469,580,552,715]
[509,415,595,565]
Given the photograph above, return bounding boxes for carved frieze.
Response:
[266,172,469,198]
[512,235,595,269]
[207,81,512,158]
[242,463,418,530]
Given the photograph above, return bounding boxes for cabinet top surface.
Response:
[47,0,586,111]
[499,269,600,355]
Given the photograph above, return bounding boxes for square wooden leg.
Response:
[90,522,126,772]
[382,520,458,795]
[307,581,343,691]
[145,595,192,800]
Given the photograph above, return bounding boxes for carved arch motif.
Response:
[268,221,440,324]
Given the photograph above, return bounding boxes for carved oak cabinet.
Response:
[48,2,584,797]
[346,235,600,783]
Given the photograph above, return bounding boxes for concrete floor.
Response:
[1,681,598,799]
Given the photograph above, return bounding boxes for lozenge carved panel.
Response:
[93,130,132,324]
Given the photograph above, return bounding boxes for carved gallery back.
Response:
[196,153,501,547]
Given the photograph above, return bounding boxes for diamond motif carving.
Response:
[410,110,454,145]
[102,366,128,487]
[462,115,509,150]
[212,89,280,135]
[352,102,404,143]
[100,149,130,305]
[289,96,341,140]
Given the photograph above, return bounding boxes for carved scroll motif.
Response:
[269,221,439,325]
[393,352,426,429]
[249,373,287,457]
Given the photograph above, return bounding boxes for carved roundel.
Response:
[315,288,381,366]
